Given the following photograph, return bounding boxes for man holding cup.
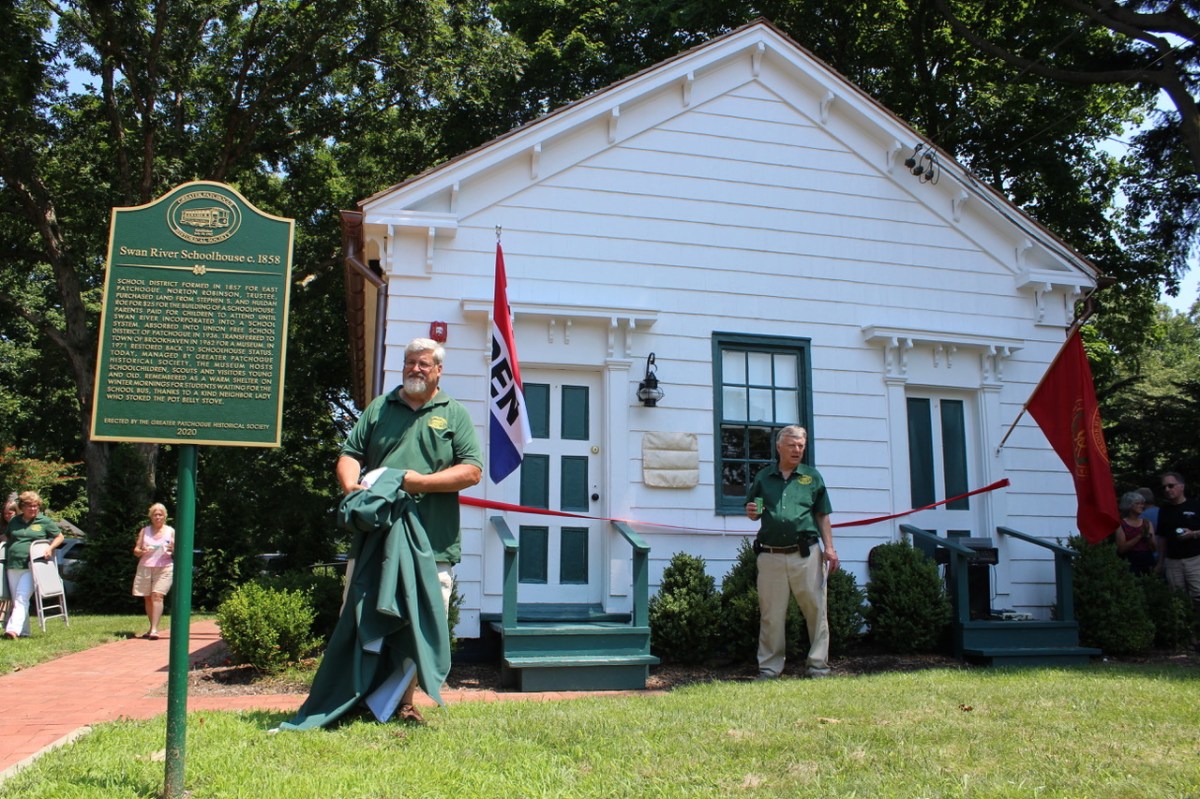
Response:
[744,426,839,679]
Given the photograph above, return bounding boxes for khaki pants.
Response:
[756,550,829,677]
[1164,554,1200,607]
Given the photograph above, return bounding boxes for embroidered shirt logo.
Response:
[429,416,448,430]
[798,475,813,485]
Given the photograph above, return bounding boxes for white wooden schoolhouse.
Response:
[340,20,1100,683]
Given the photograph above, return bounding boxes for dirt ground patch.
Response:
[176,642,1199,698]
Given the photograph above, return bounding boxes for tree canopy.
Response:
[2,0,1197,606]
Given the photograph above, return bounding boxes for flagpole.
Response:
[995,316,1088,453]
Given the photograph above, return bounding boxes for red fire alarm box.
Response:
[429,321,448,343]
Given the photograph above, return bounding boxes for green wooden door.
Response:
[511,370,602,604]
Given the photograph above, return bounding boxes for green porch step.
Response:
[481,602,631,624]
[501,653,660,692]
[485,605,659,692]
[962,646,1101,667]
[958,620,1086,651]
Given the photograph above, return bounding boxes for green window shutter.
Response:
[940,399,969,510]
[907,397,935,508]
[518,526,548,583]
[560,527,588,584]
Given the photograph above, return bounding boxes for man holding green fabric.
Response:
[327,337,482,725]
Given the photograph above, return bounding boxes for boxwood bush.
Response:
[1068,536,1155,655]
[865,541,952,653]
[216,581,320,673]
[648,551,721,664]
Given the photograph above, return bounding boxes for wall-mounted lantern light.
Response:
[636,353,664,407]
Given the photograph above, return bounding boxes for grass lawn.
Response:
[1,663,1196,798]
[0,613,164,675]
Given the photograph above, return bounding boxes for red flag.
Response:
[1026,330,1119,543]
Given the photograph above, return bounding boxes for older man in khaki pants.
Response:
[745,426,839,679]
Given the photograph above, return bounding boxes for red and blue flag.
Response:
[488,243,532,483]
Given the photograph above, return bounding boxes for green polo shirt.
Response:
[4,514,62,569]
[745,463,832,548]
[342,388,482,563]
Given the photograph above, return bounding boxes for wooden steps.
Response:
[958,620,1099,667]
[483,603,659,692]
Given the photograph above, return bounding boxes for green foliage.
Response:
[648,551,721,664]
[718,538,867,663]
[215,582,319,673]
[258,570,345,643]
[1137,573,1196,651]
[0,448,87,522]
[1098,307,1200,487]
[865,542,952,653]
[72,444,167,613]
[193,548,258,612]
[1069,536,1155,656]
[826,568,868,651]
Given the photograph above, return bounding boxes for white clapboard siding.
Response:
[357,22,1101,634]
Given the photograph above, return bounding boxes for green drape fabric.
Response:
[279,469,450,730]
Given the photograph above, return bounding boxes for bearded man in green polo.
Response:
[336,337,482,722]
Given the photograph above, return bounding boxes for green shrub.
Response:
[192,547,257,610]
[827,568,868,650]
[649,551,721,664]
[1138,573,1196,650]
[258,570,345,642]
[866,542,952,653]
[718,538,866,663]
[1068,536,1154,655]
[216,582,320,673]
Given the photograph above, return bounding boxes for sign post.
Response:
[90,181,293,798]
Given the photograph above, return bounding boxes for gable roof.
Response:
[357,19,1098,288]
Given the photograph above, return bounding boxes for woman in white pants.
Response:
[2,491,63,639]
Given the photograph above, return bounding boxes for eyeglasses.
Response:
[1163,483,1180,489]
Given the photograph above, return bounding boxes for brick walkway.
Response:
[0,619,652,778]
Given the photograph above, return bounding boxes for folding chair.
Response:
[29,539,69,631]
[0,541,9,624]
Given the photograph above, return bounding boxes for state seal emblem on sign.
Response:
[167,190,242,245]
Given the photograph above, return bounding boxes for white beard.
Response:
[404,375,428,395]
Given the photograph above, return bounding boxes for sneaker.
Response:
[807,669,831,679]
[753,671,777,681]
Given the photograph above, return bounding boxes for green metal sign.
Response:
[90,181,293,447]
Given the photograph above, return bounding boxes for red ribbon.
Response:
[460,478,1010,533]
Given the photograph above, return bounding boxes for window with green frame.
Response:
[712,333,813,513]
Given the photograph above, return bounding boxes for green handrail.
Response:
[996,526,1078,623]
[489,516,519,630]
[899,524,976,633]
[488,515,651,629]
[611,521,651,628]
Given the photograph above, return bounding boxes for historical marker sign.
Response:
[90,181,294,446]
